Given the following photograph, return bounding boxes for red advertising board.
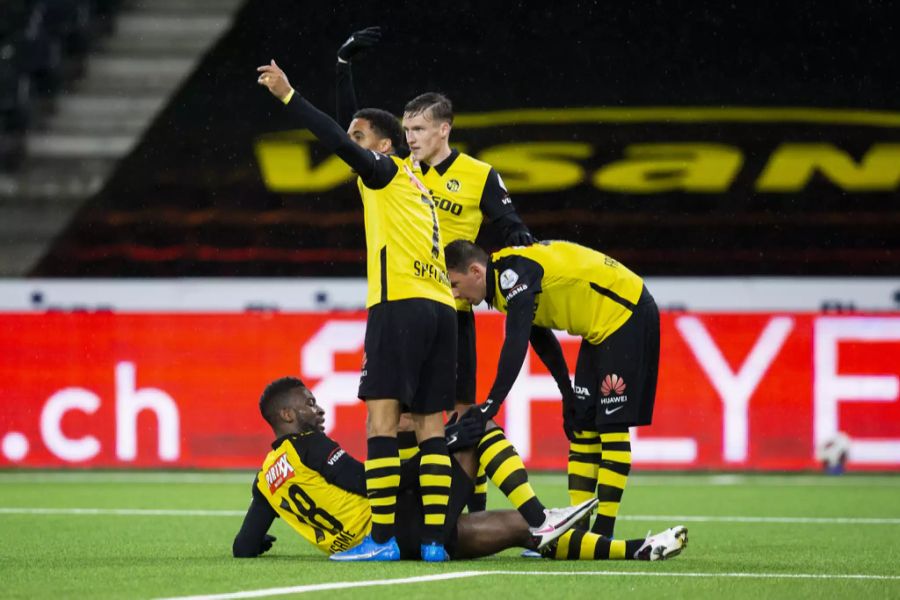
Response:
[1,312,898,470]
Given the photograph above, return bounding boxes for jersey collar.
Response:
[421,148,460,176]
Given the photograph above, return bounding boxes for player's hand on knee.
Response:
[445,411,483,451]
[256,60,294,102]
[337,26,382,63]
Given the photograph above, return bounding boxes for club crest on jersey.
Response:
[499,269,519,289]
[446,179,460,192]
[265,452,295,494]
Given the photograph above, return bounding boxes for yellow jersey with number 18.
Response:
[255,435,371,555]
[357,154,455,309]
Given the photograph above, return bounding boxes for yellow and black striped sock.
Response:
[366,436,401,544]
[568,430,601,508]
[548,530,642,560]
[591,429,632,538]
[397,430,419,464]
[478,428,545,527]
[467,463,488,512]
[418,436,452,544]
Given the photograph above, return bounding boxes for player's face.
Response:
[449,264,487,305]
[402,111,449,164]
[287,387,326,433]
[348,118,391,153]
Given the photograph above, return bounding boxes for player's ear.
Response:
[440,121,451,137]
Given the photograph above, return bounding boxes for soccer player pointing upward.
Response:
[334,27,540,519]
[258,60,456,562]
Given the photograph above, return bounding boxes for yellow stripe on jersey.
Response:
[491,241,644,344]
[410,153,492,246]
[255,438,371,555]
[357,155,454,309]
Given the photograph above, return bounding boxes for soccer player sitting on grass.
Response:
[232,377,687,561]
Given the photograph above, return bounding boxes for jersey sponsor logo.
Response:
[504,283,529,301]
[601,374,626,396]
[499,269,519,289]
[497,173,508,193]
[431,194,464,216]
[326,447,346,466]
[574,385,591,397]
[446,179,461,192]
[265,452,295,493]
[605,405,625,415]
[413,259,451,286]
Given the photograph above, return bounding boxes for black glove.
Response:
[505,228,534,247]
[260,534,277,555]
[444,412,484,452]
[337,26,381,63]
[461,398,501,431]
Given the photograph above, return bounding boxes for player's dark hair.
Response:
[403,92,454,126]
[445,239,488,272]
[353,108,409,157]
[259,376,307,427]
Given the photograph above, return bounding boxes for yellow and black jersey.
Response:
[281,92,453,311]
[488,240,644,343]
[482,240,644,404]
[410,150,528,313]
[358,154,455,309]
[254,432,372,555]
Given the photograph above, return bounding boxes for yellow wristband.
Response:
[281,89,295,105]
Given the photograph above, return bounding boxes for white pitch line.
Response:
[155,569,900,600]
[0,507,246,517]
[2,507,900,524]
[154,571,488,600]
[3,472,900,487]
[619,515,900,525]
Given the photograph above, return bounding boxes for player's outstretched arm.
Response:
[335,26,380,129]
[232,482,278,558]
[256,59,385,183]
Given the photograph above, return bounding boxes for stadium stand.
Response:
[0,0,243,275]
[2,1,897,277]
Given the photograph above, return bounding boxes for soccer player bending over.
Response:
[447,239,662,538]
[232,377,687,561]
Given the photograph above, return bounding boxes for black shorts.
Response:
[572,286,660,432]
[455,308,477,405]
[394,454,474,559]
[358,298,457,415]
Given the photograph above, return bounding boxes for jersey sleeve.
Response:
[335,61,359,130]
[283,93,397,187]
[480,169,533,245]
[289,432,367,496]
[232,478,278,558]
[486,256,544,403]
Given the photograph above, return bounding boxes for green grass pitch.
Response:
[1,471,899,599]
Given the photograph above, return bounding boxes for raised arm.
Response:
[257,59,396,188]
[335,26,381,129]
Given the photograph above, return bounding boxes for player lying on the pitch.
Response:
[232,377,687,561]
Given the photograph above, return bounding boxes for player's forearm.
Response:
[530,326,572,393]
[335,61,359,130]
[284,92,374,177]
[487,300,534,402]
[232,494,277,558]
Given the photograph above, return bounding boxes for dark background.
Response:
[35,0,900,276]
